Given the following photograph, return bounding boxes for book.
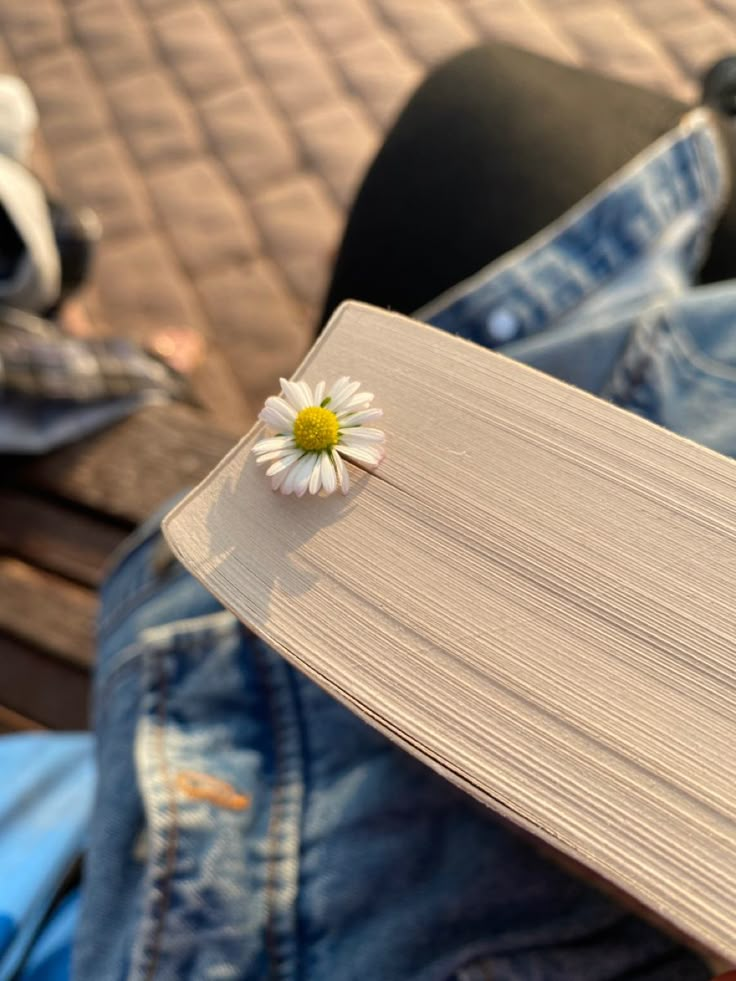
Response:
[163,301,736,965]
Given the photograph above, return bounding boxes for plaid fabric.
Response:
[0,306,189,403]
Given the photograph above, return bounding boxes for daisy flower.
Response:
[253,376,385,496]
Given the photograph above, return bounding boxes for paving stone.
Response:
[136,0,184,12]
[0,0,69,63]
[557,3,693,97]
[289,0,378,51]
[251,174,341,306]
[463,0,579,64]
[0,36,16,74]
[523,0,592,6]
[154,2,245,100]
[69,0,156,82]
[24,48,109,151]
[330,32,423,127]
[75,284,110,336]
[654,13,736,79]
[53,134,151,239]
[200,80,299,195]
[29,133,59,195]
[711,0,736,16]
[373,0,478,65]
[213,0,287,36]
[188,342,254,432]
[292,98,379,207]
[628,0,715,24]
[148,157,260,277]
[107,69,203,168]
[93,233,202,339]
[4,0,726,434]
[246,14,342,118]
[197,258,310,410]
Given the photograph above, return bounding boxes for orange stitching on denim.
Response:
[176,770,251,810]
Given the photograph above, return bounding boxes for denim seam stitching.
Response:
[96,615,240,741]
[95,639,148,708]
[259,644,292,979]
[602,310,662,405]
[253,642,303,981]
[141,647,179,981]
[665,316,736,386]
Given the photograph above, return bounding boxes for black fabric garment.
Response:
[320,43,736,329]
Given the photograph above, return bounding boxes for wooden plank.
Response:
[0,704,44,733]
[0,490,128,587]
[0,632,89,730]
[0,558,96,669]
[14,403,235,524]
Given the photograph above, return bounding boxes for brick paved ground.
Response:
[0,0,735,430]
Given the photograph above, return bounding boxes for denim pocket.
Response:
[77,608,284,981]
[602,286,736,461]
[126,612,273,981]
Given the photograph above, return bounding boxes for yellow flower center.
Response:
[292,405,339,452]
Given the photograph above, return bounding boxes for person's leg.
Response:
[320,43,736,327]
[700,56,736,284]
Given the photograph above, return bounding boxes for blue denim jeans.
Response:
[73,109,733,980]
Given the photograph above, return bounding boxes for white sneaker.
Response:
[0,76,38,164]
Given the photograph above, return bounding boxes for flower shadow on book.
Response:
[196,450,374,639]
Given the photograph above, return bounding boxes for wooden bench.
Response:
[0,404,235,732]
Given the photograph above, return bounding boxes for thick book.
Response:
[163,301,736,964]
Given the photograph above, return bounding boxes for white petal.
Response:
[337,444,384,468]
[280,378,311,411]
[308,456,323,495]
[281,455,306,495]
[329,380,362,413]
[331,448,350,495]
[253,435,294,455]
[338,407,384,426]
[260,397,296,430]
[292,454,316,498]
[313,380,326,406]
[297,379,314,406]
[254,448,296,465]
[326,376,352,404]
[271,464,291,491]
[320,452,336,495]
[266,450,302,477]
[260,405,296,433]
[334,391,374,414]
[337,427,384,443]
